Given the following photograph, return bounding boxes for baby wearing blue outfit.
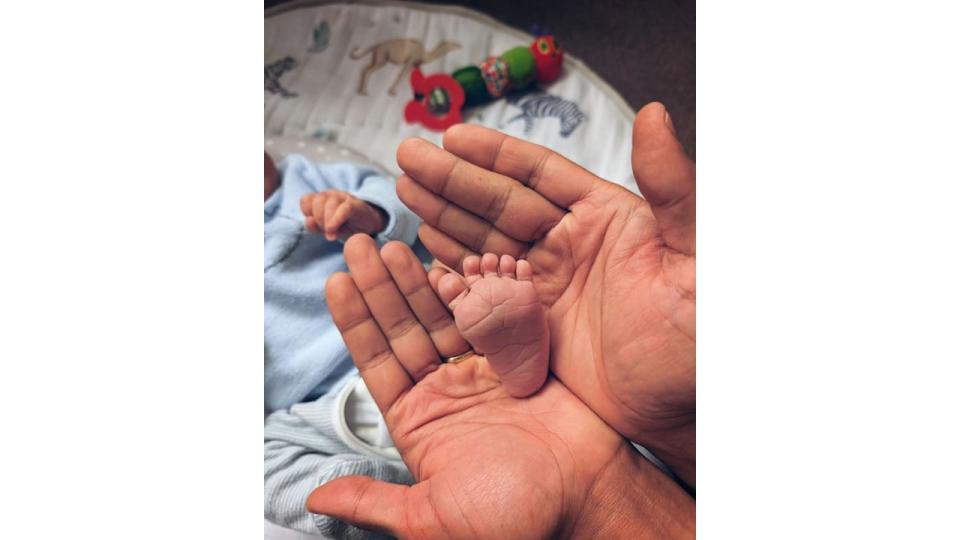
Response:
[264,153,418,539]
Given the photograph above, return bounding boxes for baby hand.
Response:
[300,191,387,241]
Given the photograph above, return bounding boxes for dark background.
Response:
[266,0,695,158]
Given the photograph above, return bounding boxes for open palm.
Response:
[396,103,696,484]
[308,236,690,538]
[344,361,623,539]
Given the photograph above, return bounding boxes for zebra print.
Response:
[265,56,298,98]
[503,92,587,137]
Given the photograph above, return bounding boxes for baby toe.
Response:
[462,254,482,282]
[516,259,534,281]
[499,254,517,279]
[438,272,470,310]
[481,253,499,277]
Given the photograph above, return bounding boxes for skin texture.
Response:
[299,190,388,241]
[395,102,697,485]
[437,252,549,398]
[307,236,695,539]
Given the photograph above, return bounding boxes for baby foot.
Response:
[437,253,549,397]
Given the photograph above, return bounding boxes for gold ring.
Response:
[444,350,475,364]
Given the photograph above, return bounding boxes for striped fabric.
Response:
[265,385,412,538]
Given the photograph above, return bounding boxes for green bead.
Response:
[501,46,536,91]
[453,66,491,106]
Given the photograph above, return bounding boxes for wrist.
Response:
[371,204,388,233]
[366,203,389,234]
[568,444,695,539]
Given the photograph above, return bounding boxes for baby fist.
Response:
[299,191,387,241]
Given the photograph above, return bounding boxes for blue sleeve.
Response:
[277,155,420,246]
[264,392,412,537]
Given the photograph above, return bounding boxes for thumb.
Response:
[306,475,411,537]
[632,102,696,254]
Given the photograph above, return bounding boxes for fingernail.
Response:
[664,108,676,135]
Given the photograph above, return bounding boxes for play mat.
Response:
[265,0,639,193]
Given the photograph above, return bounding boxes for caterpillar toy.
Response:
[404,35,564,131]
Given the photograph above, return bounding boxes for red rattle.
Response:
[404,68,465,131]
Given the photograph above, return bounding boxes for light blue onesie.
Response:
[264,155,419,414]
[264,155,420,538]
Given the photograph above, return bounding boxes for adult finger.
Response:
[631,102,696,254]
[442,123,601,210]
[343,235,441,381]
[307,476,413,538]
[397,175,528,258]
[418,223,477,274]
[326,272,412,413]
[397,138,565,242]
[380,241,470,358]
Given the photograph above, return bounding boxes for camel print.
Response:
[349,38,461,96]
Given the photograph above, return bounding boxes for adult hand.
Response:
[307,235,694,539]
[395,102,696,485]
